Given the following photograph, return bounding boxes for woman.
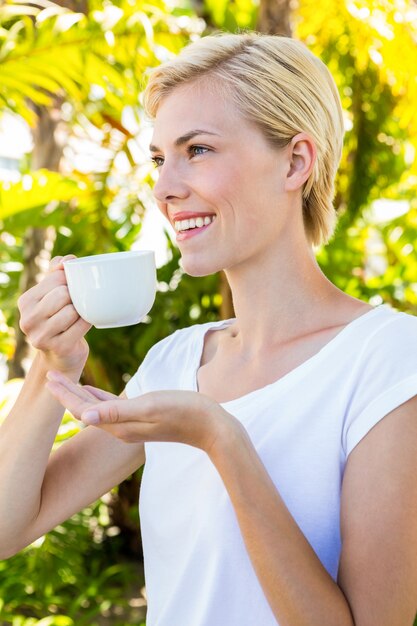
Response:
[1,32,417,626]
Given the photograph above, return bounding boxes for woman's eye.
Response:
[188,145,209,157]
[151,156,164,168]
[150,146,208,167]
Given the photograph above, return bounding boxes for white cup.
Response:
[63,250,156,329]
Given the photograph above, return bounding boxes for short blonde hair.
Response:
[144,32,345,246]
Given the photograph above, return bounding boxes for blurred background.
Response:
[0,0,416,624]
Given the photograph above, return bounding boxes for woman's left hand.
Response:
[45,370,239,455]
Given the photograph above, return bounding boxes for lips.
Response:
[171,212,217,241]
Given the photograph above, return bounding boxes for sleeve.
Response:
[123,327,190,399]
[124,338,164,399]
[342,312,417,457]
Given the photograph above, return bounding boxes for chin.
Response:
[180,255,222,278]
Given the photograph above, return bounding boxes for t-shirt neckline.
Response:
[192,305,391,408]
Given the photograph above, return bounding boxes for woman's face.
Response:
[150,80,297,277]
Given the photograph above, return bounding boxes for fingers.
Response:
[18,268,67,312]
[19,254,75,312]
[47,371,98,401]
[28,304,77,348]
[20,285,91,354]
[45,377,96,420]
[22,254,75,306]
[46,371,119,422]
[40,286,72,318]
[48,255,76,274]
[46,381,201,448]
[80,396,153,426]
[51,316,91,350]
[47,371,116,403]
[23,306,84,353]
[18,252,91,372]
[82,386,118,402]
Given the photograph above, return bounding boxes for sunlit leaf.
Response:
[0,170,92,218]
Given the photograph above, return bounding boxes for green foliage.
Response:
[203,0,258,31]
[0,170,91,219]
[294,0,417,310]
[0,501,145,625]
[1,1,417,624]
[0,0,195,125]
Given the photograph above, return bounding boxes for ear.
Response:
[284,133,316,193]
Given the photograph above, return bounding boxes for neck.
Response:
[224,235,343,352]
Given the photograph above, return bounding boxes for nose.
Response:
[153,160,190,204]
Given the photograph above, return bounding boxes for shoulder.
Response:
[144,324,200,360]
[358,306,417,379]
[342,306,417,457]
[352,305,417,368]
[367,305,417,341]
[144,319,231,364]
[126,319,232,396]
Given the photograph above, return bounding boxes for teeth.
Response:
[174,215,216,232]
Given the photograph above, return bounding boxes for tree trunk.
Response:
[7,103,63,379]
[8,225,56,379]
[257,0,296,36]
[107,473,143,558]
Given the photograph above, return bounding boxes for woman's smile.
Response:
[174,214,217,241]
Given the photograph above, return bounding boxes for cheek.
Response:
[196,174,262,235]
[193,166,243,208]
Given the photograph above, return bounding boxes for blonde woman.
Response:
[2,33,417,626]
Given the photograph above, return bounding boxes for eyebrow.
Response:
[149,129,220,153]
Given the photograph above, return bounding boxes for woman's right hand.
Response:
[18,255,92,375]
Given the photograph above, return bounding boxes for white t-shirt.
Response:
[125,304,417,626]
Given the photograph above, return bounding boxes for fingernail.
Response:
[82,410,100,425]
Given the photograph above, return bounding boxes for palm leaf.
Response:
[0,170,91,218]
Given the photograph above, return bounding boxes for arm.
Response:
[208,396,417,626]
[208,422,355,626]
[0,383,145,559]
[337,395,417,626]
[0,257,144,559]
[0,352,76,557]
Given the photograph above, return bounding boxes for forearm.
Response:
[208,424,355,626]
[0,353,84,556]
